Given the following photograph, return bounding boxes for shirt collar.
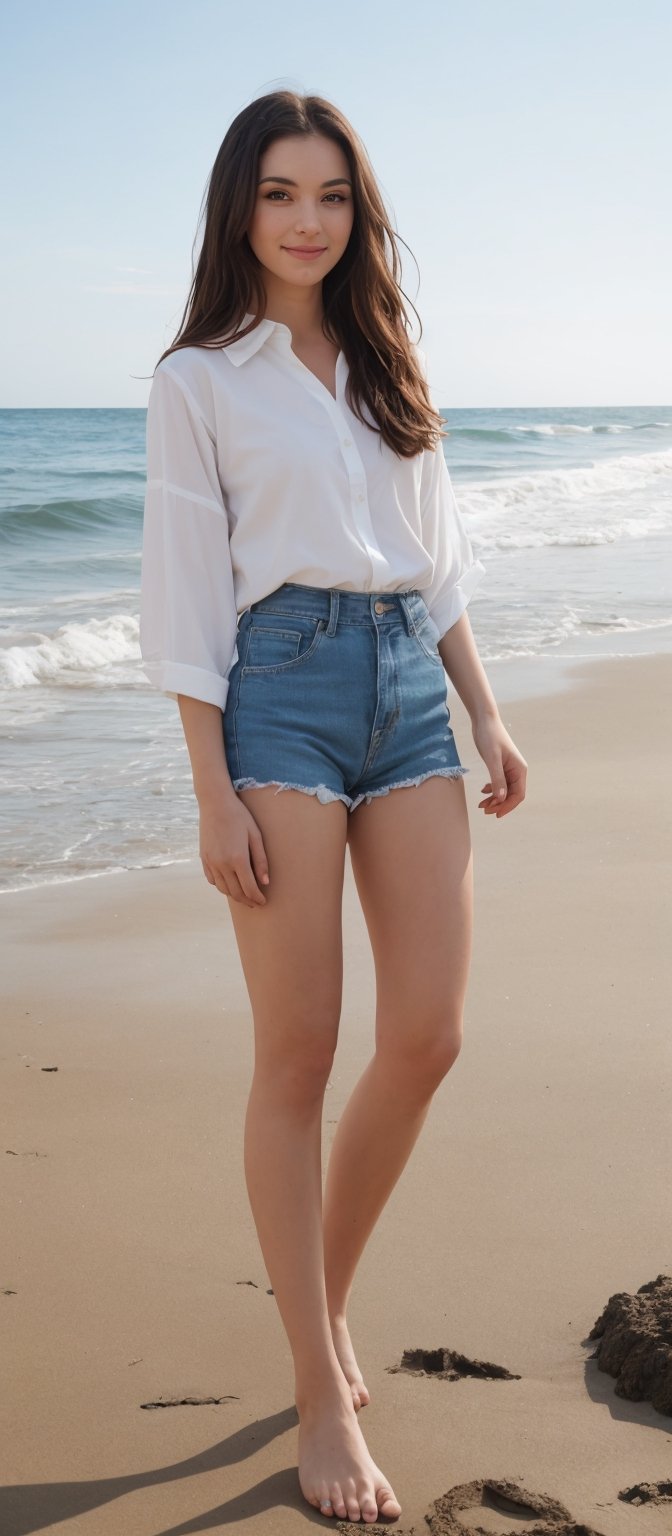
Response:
[221,311,288,366]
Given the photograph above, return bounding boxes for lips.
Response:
[283,246,327,254]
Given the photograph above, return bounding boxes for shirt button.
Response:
[356,492,365,503]
[342,437,352,447]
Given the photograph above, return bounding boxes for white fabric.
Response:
[139,312,486,709]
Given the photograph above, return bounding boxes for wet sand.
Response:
[1,652,671,1535]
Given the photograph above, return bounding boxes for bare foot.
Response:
[330,1313,371,1411]
[297,1380,400,1524]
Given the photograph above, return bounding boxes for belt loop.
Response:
[398,593,415,639]
[326,588,339,636]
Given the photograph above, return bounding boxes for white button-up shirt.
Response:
[139,312,486,709]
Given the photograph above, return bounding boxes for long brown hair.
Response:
[152,90,447,457]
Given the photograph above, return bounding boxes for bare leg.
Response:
[323,776,473,1408]
[228,786,401,1524]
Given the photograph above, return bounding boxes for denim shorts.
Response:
[222,582,467,813]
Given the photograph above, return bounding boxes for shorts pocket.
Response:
[410,604,444,665]
[241,613,326,673]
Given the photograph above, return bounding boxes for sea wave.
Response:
[459,447,672,544]
[0,587,141,619]
[446,420,671,440]
[0,613,140,688]
[0,495,141,544]
[577,615,672,631]
[510,420,671,436]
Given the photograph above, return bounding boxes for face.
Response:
[247,133,355,294]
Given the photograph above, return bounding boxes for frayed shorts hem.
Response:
[231,765,468,814]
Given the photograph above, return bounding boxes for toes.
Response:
[376,1484,401,1516]
[351,1386,361,1410]
[329,1484,348,1519]
[360,1495,379,1522]
[317,1484,334,1517]
[345,1493,361,1521]
[358,1381,370,1406]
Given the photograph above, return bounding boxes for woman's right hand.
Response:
[198,792,270,907]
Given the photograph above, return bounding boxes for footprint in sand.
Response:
[335,1477,606,1535]
[423,1478,606,1536]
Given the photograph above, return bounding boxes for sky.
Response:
[2,0,671,409]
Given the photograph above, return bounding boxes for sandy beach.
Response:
[2,651,671,1536]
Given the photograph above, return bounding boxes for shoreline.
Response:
[2,645,671,899]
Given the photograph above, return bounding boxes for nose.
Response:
[292,202,323,228]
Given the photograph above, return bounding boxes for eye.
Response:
[264,190,347,203]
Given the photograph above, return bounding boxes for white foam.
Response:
[0,855,195,897]
[460,447,672,550]
[511,421,671,435]
[577,614,672,632]
[0,613,140,688]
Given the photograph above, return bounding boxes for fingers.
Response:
[199,801,271,907]
[248,829,270,891]
[202,853,268,908]
[479,774,526,815]
[235,855,268,906]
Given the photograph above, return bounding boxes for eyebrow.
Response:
[257,176,352,188]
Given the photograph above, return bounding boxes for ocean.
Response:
[1,404,671,893]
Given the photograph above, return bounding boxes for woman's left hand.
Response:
[471,712,528,816]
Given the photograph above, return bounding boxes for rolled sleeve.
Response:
[139,362,238,710]
[420,442,486,639]
[415,346,486,639]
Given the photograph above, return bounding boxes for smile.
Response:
[282,247,327,259]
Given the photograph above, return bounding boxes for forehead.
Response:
[259,134,350,180]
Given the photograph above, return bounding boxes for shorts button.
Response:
[374,600,385,614]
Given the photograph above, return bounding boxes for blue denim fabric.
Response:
[222,582,467,812]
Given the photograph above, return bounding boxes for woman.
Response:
[139,89,527,1526]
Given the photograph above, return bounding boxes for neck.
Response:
[261,279,324,339]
